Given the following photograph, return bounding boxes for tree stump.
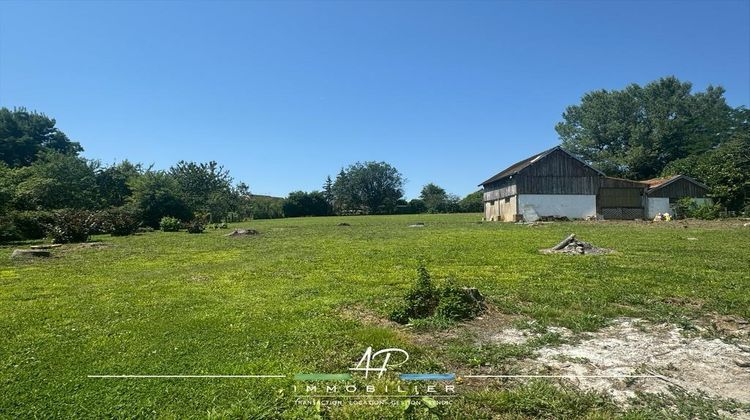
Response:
[11,249,51,259]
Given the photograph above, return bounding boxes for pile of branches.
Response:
[541,233,613,255]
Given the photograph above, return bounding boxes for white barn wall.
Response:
[646,197,670,219]
[517,194,596,220]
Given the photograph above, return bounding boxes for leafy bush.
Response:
[674,198,693,219]
[0,215,20,242]
[159,216,181,232]
[11,210,55,239]
[99,206,141,236]
[130,171,192,228]
[690,202,721,220]
[675,198,721,220]
[186,220,204,234]
[47,209,97,243]
[435,279,484,321]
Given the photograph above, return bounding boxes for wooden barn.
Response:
[642,175,711,218]
[479,147,708,222]
[480,147,603,222]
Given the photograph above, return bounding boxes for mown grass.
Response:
[1,214,748,418]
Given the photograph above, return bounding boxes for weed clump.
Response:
[389,265,484,324]
[160,216,181,232]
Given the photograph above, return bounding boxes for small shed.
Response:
[597,177,647,220]
[642,175,711,218]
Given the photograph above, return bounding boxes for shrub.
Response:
[11,210,55,239]
[0,215,20,242]
[159,216,181,232]
[389,265,484,324]
[47,209,97,244]
[389,265,438,324]
[675,198,721,220]
[187,220,205,234]
[674,197,693,219]
[99,206,141,236]
[690,202,721,220]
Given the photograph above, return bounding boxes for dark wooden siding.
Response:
[516,175,599,195]
[483,177,516,201]
[597,177,646,211]
[648,178,708,198]
[515,149,601,195]
[597,188,643,208]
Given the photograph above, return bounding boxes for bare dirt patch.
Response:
[491,325,573,345]
[533,318,750,404]
[338,304,750,408]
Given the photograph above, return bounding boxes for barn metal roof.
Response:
[479,146,604,186]
[641,175,709,193]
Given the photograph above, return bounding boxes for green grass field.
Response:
[1,214,749,418]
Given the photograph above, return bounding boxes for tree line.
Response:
[0,108,479,242]
[283,167,482,217]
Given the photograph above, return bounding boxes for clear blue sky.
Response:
[1,1,748,199]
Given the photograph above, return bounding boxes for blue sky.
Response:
[1,1,748,199]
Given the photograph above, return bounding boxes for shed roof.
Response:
[641,175,709,193]
[479,146,604,186]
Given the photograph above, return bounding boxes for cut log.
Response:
[30,244,62,250]
[551,233,576,251]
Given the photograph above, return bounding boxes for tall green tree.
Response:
[169,161,235,222]
[0,107,82,167]
[419,183,448,213]
[556,77,736,179]
[459,190,484,213]
[322,175,334,205]
[333,162,404,214]
[12,152,99,210]
[0,163,13,212]
[129,171,191,228]
[96,160,143,207]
